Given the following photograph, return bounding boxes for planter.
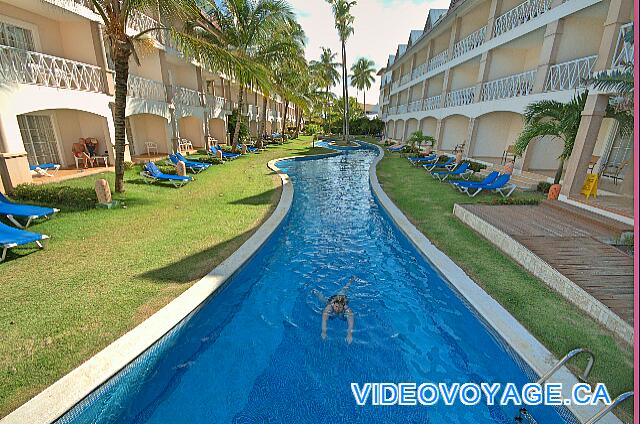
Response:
[547,183,561,200]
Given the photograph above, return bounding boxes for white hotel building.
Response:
[378,0,634,216]
[0,0,296,193]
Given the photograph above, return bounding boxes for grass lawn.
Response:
[0,136,332,418]
[374,147,633,420]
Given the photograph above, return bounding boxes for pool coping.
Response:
[366,143,621,424]
[1,148,341,424]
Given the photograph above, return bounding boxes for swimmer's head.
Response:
[331,295,347,313]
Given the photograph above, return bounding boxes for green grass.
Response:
[0,136,332,418]
[375,150,633,421]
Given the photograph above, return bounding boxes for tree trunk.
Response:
[232,86,245,149]
[282,100,289,137]
[342,41,350,142]
[363,91,366,114]
[554,158,564,185]
[295,108,302,136]
[113,54,130,193]
[259,96,268,146]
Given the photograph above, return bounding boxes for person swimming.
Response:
[315,277,355,344]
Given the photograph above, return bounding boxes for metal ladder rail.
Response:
[536,348,595,385]
[584,391,633,424]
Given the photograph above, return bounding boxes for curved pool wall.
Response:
[57,144,577,423]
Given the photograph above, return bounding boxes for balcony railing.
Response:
[44,0,93,10]
[427,50,449,72]
[411,62,427,80]
[398,104,408,114]
[383,96,390,104]
[408,100,422,112]
[611,23,633,68]
[545,55,597,92]
[400,74,411,85]
[127,74,166,101]
[481,69,536,101]
[129,10,160,36]
[388,106,398,115]
[205,94,227,110]
[453,26,487,59]
[494,0,552,37]
[391,81,400,90]
[172,86,201,107]
[423,95,442,111]
[445,86,477,107]
[0,45,104,92]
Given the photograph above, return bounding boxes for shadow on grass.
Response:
[138,228,256,284]
[230,188,278,205]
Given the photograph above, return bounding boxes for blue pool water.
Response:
[60,144,573,423]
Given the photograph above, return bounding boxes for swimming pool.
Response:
[59,144,574,423]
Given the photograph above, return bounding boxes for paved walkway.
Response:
[459,200,634,325]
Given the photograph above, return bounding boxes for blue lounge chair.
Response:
[175,152,212,169]
[386,144,405,152]
[451,171,499,192]
[29,163,60,172]
[423,156,455,171]
[459,174,516,197]
[431,162,473,181]
[0,193,59,228]
[141,162,192,187]
[407,154,437,165]
[242,144,258,153]
[209,145,240,160]
[0,221,48,262]
[168,154,208,174]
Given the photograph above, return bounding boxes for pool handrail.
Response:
[536,347,595,385]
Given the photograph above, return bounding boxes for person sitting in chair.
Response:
[72,139,93,169]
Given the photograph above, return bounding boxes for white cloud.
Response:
[289,0,450,106]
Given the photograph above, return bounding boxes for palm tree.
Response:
[177,0,298,149]
[310,47,340,133]
[514,91,632,184]
[91,0,191,192]
[350,57,376,111]
[327,0,356,143]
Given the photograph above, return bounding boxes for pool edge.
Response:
[365,142,621,424]
[1,147,341,424]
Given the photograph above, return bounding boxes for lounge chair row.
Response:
[0,193,57,262]
[450,171,517,198]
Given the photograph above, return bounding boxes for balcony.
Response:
[545,55,596,92]
[423,95,442,111]
[481,69,536,101]
[411,62,427,80]
[408,100,422,112]
[0,45,104,93]
[493,0,552,37]
[427,50,449,73]
[400,73,411,86]
[445,86,476,107]
[172,86,201,107]
[127,74,166,102]
[388,106,398,115]
[397,104,408,114]
[611,23,633,68]
[453,26,487,59]
[205,94,227,111]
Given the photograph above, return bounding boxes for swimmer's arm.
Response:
[345,308,354,344]
[321,304,331,339]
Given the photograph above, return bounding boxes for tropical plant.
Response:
[177,0,298,149]
[327,0,356,143]
[310,47,341,133]
[91,0,191,192]
[407,130,435,149]
[514,91,632,184]
[350,57,376,110]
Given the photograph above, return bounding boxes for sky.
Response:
[288,0,450,107]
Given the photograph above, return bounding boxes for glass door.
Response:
[17,114,61,166]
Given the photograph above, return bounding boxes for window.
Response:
[0,21,35,50]
[17,114,61,166]
[601,122,632,181]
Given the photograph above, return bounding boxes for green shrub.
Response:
[464,160,487,173]
[123,161,135,171]
[156,165,177,175]
[481,197,541,206]
[537,181,552,194]
[11,184,97,211]
[303,123,320,136]
[187,156,223,165]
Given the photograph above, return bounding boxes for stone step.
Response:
[540,199,633,238]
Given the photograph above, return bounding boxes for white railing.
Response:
[494,0,552,37]
[408,100,422,112]
[172,86,201,107]
[383,96,390,104]
[445,86,477,107]
[453,26,487,59]
[481,69,536,101]
[44,0,93,10]
[611,23,633,68]
[423,95,442,110]
[398,104,408,114]
[545,55,597,92]
[388,106,398,115]
[391,81,400,90]
[128,10,160,36]
[0,45,104,92]
[427,50,449,72]
[400,74,411,85]
[205,94,226,110]
[127,74,166,101]
[411,62,427,80]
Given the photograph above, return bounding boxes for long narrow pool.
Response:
[60,145,573,423]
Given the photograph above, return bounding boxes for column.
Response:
[434,119,444,149]
[440,18,461,107]
[485,0,503,42]
[592,0,633,72]
[473,51,492,102]
[0,115,32,193]
[532,19,564,93]
[560,94,609,197]
[159,52,177,152]
[90,22,114,95]
[464,117,477,157]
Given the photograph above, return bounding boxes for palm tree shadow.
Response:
[229,188,278,205]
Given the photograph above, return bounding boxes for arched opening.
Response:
[472,112,524,165]
[420,117,437,138]
[208,118,227,145]
[404,118,419,141]
[393,120,405,140]
[440,115,469,152]
[127,113,171,159]
[385,121,395,140]
[178,115,205,149]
